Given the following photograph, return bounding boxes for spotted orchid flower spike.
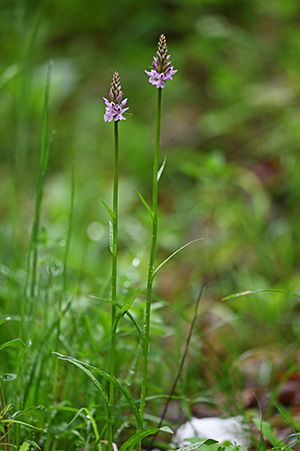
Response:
[103,71,129,122]
[145,34,177,88]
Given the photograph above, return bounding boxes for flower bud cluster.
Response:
[145,34,177,89]
[103,71,129,122]
[103,35,177,122]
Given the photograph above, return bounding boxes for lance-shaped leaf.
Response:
[135,189,153,219]
[102,200,115,221]
[112,288,141,334]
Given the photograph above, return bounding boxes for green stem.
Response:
[108,120,119,451]
[140,87,162,421]
[0,381,10,451]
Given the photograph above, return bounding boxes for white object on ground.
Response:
[173,416,248,447]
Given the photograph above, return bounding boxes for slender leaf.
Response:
[135,189,153,219]
[1,419,45,431]
[112,288,141,333]
[55,356,109,412]
[157,156,167,182]
[0,317,11,327]
[68,407,101,451]
[152,238,203,280]
[89,295,144,345]
[102,200,115,221]
[253,419,280,447]
[119,425,173,451]
[54,353,142,429]
[222,288,300,301]
[0,338,25,352]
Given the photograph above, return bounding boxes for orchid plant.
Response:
[57,34,179,451]
[102,33,177,451]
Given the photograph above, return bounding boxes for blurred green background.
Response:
[1,0,300,439]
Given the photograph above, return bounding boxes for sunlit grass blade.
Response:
[135,189,154,219]
[19,441,41,451]
[54,353,142,430]
[152,238,203,280]
[222,288,300,301]
[119,425,173,451]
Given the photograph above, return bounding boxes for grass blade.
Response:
[54,353,142,429]
[119,425,173,451]
[152,238,203,280]
[222,288,300,301]
[112,288,141,334]
[54,355,109,412]
[135,189,153,219]
[102,200,115,221]
[0,338,25,352]
[89,295,144,345]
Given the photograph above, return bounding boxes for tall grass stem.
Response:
[108,120,119,451]
[20,60,52,340]
[140,87,162,421]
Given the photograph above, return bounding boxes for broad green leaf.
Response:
[222,288,300,301]
[102,200,115,221]
[152,238,203,280]
[20,443,30,451]
[119,425,173,451]
[20,441,41,450]
[0,338,25,352]
[157,156,167,182]
[135,189,153,219]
